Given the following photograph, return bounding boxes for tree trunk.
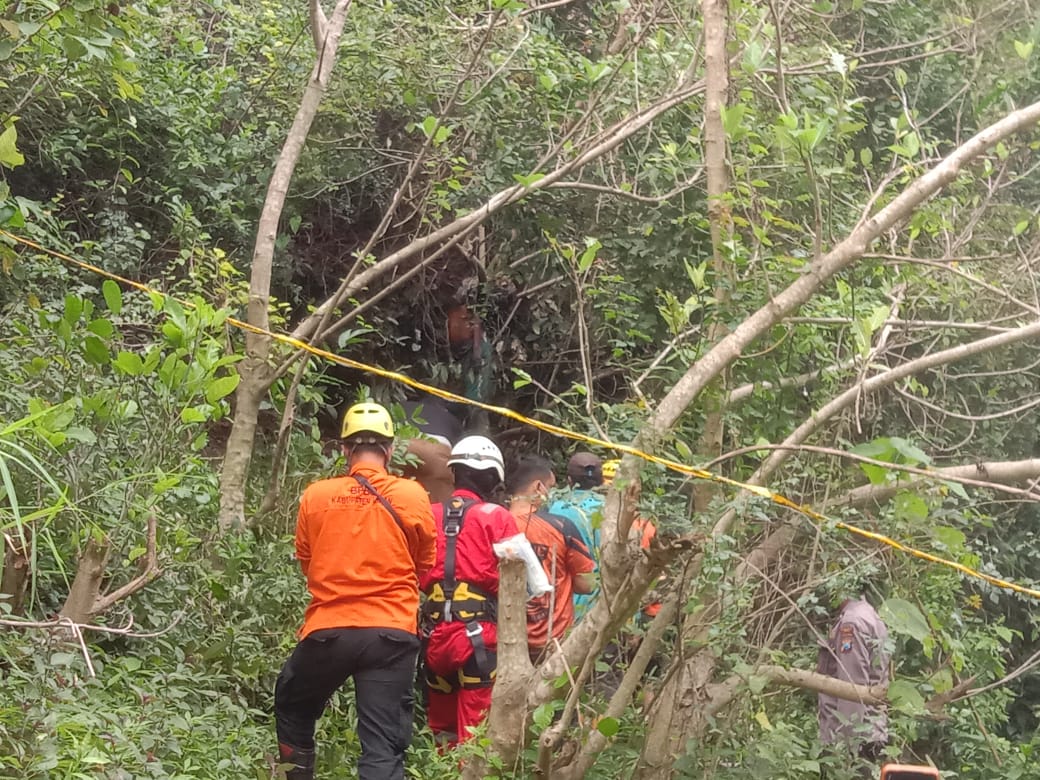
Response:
[464,558,533,780]
[217,0,355,532]
[692,0,732,512]
[258,355,310,517]
[57,516,161,624]
[58,534,111,625]
[1,530,31,615]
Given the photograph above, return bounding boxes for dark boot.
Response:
[277,743,315,779]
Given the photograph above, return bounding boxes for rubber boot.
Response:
[277,743,315,779]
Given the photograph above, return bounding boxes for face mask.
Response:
[543,486,564,504]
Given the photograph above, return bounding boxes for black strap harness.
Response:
[353,473,414,566]
[423,496,495,678]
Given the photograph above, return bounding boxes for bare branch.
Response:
[749,664,888,705]
[893,386,1040,423]
[291,77,709,343]
[546,175,704,203]
[727,358,856,405]
[836,458,1040,510]
[707,444,1040,502]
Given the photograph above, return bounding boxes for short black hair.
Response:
[452,464,502,501]
[506,455,555,496]
[344,437,392,460]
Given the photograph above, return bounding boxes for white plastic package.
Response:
[493,533,553,598]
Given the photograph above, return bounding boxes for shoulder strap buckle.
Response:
[443,496,468,538]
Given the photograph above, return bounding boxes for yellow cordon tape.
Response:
[5,228,1040,600]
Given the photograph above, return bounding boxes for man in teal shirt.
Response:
[547,452,605,622]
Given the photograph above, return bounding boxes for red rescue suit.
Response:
[420,489,519,746]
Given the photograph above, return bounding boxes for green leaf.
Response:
[1013,220,1029,237]
[887,679,926,714]
[720,103,747,138]
[511,367,532,389]
[204,374,240,404]
[102,280,122,314]
[851,438,895,461]
[127,545,147,562]
[162,321,184,346]
[63,294,83,325]
[684,259,708,291]
[64,426,96,445]
[532,703,554,728]
[577,238,601,272]
[82,336,110,365]
[853,316,874,357]
[513,172,545,187]
[153,474,181,493]
[932,526,966,549]
[61,34,87,60]
[747,674,768,694]
[890,437,929,465]
[180,406,208,424]
[0,124,24,169]
[113,350,144,376]
[142,346,161,375]
[879,598,930,642]
[86,318,114,338]
[859,463,889,485]
[893,491,928,523]
[994,625,1014,642]
[1014,40,1034,60]
[930,668,953,694]
[901,131,920,157]
[596,716,620,737]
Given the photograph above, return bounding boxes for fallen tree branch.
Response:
[706,444,1040,502]
[835,458,1040,510]
[749,664,888,705]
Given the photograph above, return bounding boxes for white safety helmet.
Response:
[447,435,505,482]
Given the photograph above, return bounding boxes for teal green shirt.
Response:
[547,489,603,622]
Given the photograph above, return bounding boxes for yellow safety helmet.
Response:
[602,459,621,484]
[341,402,395,441]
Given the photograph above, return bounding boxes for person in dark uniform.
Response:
[818,594,891,777]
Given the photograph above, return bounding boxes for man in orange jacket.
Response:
[275,402,437,780]
[507,455,595,662]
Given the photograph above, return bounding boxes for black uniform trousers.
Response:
[274,627,420,780]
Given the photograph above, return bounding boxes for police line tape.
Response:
[4,227,1040,601]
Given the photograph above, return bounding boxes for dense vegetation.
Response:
[2,0,1040,777]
